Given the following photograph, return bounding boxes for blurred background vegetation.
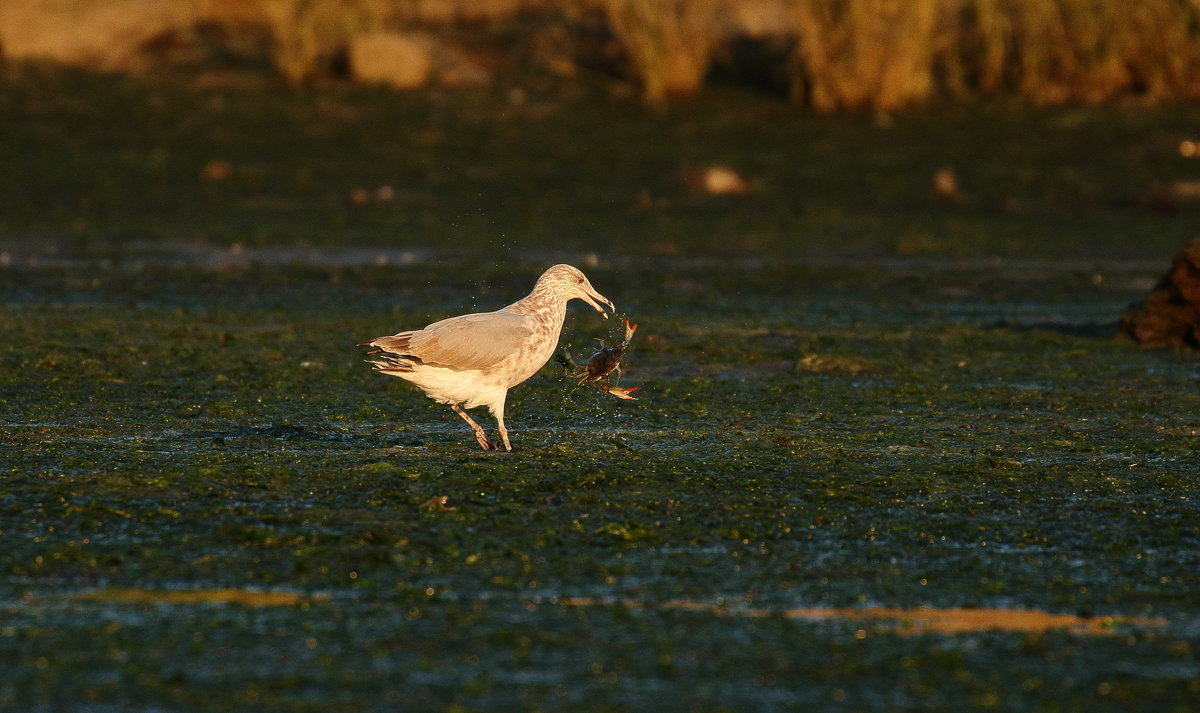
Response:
[4,0,1200,265]
[6,0,1200,110]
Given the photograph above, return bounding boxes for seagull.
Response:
[360,264,614,451]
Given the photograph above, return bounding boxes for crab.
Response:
[559,319,639,400]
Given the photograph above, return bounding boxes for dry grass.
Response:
[19,0,1200,106]
[1010,0,1134,104]
[597,0,720,105]
[1113,0,1200,102]
[935,0,1012,98]
[788,0,939,112]
[780,0,1200,112]
[987,0,1200,105]
[261,0,390,83]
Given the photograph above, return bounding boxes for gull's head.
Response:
[536,264,614,318]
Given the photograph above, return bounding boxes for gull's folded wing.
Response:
[408,311,534,370]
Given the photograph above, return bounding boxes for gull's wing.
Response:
[407,310,534,370]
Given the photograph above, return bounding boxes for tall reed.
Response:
[788,0,939,113]
[1112,0,1200,102]
[935,0,1011,98]
[786,0,1200,110]
[599,0,720,105]
[1010,0,1132,104]
[982,0,1200,105]
[250,0,1200,106]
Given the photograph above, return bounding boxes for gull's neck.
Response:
[506,282,567,315]
[505,285,569,331]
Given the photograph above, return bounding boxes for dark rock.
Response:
[1120,236,1200,349]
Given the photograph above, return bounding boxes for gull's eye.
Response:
[577,277,584,283]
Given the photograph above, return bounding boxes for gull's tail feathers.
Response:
[366,353,420,375]
[360,332,420,374]
[358,332,414,355]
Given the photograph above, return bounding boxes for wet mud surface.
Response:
[4,255,1199,712]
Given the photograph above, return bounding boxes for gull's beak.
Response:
[581,288,615,318]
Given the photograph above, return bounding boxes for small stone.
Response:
[202,160,233,181]
[684,165,751,196]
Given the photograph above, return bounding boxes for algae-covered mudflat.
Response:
[2,65,1200,711]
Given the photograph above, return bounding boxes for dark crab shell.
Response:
[581,343,626,381]
[560,320,639,400]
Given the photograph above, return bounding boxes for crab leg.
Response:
[558,347,585,370]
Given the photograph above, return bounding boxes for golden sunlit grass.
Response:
[937,0,1010,98]
[794,354,872,375]
[592,0,1200,110]
[73,590,1167,634]
[789,0,938,113]
[598,0,719,106]
[560,598,1167,636]
[786,0,1200,112]
[1004,0,1200,105]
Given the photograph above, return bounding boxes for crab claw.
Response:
[623,319,638,343]
[603,386,639,401]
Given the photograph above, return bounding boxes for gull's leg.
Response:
[490,396,512,452]
[450,403,492,450]
[494,414,511,452]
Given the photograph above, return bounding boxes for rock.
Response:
[0,0,202,71]
[348,31,490,90]
[1120,236,1200,348]
[201,159,234,181]
[683,165,751,196]
[932,167,961,202]
[724,0,794,38]
[348,32,434,90]
[1147,180,1200,212]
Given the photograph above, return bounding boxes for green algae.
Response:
[2,64,1200,712]
[4,256,1198,711]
